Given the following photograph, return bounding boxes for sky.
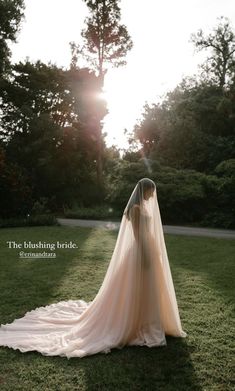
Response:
[9,0,235,150]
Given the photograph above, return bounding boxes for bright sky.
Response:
[9,0,235,150]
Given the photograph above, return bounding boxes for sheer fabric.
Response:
[0,178,187,358]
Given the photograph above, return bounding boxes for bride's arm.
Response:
[131,205,151,268]
[131,205,141,243]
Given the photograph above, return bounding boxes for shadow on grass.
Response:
[0,333,201,391]
[74,339,201,391]
[0,225,93,323]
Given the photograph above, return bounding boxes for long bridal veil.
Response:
[0,178,187,358]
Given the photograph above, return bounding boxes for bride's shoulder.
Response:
[130,204,140,218]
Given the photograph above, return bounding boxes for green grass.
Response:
[0,226,234,391]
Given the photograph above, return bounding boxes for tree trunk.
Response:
[96,122,103,188]
[96,71,105,188]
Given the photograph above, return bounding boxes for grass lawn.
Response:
[0,226,234,391]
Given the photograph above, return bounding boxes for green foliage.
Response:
[104,158,235,228]
[0,215,58,228]
[30,197,51,215]
[63,204,121,220]
[200,210,234,229]
[105,160,150,209]
[131,17,235,176]
[133,80,235,173]
[0,0,25,76]
[214,158,235,177]
[204,159,235,228]
[0,60,109,215]
[0,60,75,139]
[0,145,33,218]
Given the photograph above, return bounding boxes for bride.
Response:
[0,178,187,358]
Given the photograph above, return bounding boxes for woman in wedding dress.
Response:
[0,178,187,358]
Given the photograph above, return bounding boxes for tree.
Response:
[0,143,32,218]
[0,59,75,143]
[131,75,235,173]
[67,66,108,168]
[190,16,235,89]
[0,58,109,211]
[0,0,25,77]
[70,0,133,187]
[0,60,78,207]
[133,103,166,158]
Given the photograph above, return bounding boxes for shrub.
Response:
[0,214,59,228]
[63,204,121,220]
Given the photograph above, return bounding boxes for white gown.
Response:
[0,180,187,358]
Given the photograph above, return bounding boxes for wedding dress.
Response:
[0,178,187,358]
